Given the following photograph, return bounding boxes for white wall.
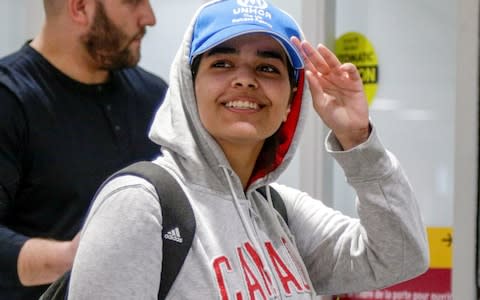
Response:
[453,0,478,298]
[333,1,479,298]
[140,1,204,80]
[333,0,456,226]
[0,1,43,56]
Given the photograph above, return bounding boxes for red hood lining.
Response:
[248,70,305,186]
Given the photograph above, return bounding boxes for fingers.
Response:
[340,63,361,81]
[291,36,328,75]
[305,70,324,102]
[316,44,342,74]
[291,36,365,110]
[302,42,331,74]
[291,37,362,83]
[291,36,317,75]
[291,36,342,75]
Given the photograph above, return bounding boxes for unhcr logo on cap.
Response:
[233,0,272,25]
[237,0,268,9]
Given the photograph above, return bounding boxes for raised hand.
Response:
[291,37,370,150]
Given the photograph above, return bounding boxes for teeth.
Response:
[225,101,259,110]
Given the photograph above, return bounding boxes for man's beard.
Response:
[81,1,145,70]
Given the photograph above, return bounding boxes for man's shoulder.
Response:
[0,44,43,88]
[117,66,168,91]
[114,67,168,106]
[0,44,32,71]
[0,45,39,100]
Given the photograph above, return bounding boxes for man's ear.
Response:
[68,0,92,26]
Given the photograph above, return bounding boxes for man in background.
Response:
[0,0,167,298]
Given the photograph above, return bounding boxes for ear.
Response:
[283,106,291,122]
[68,0,93,26]
[284,87,297,122]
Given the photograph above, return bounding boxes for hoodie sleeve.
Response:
[68,176,164,300]
[275,125,429,295]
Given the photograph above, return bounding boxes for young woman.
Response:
[68,1,428,299]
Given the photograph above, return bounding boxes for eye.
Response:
[258,64,280,74]
[211,60,233,69]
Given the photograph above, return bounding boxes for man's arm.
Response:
[17,234,79,285]
[0,86,79,286]
[0,185,29,286]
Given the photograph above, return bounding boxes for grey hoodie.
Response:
[68,5,429,300]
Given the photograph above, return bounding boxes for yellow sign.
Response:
[335,32,378,105]
[427,227,452,269]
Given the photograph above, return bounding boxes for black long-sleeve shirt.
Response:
[0,44,168,299]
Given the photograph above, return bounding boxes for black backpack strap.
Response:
[110,161,196,299]
[38,271,71,300]
[257,185,288,226]
[39,161,195,300]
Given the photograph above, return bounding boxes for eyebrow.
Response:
[206,46,286,63]
[259,50,286,63]
[206,46,237,57]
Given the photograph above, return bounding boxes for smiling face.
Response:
[194,33,294,155]
[81,0,156,70]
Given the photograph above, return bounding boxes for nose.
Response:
[232,67,258,89]
[139,1,156,27]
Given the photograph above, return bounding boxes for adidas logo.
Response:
[164,227,183,243]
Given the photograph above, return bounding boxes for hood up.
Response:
[148,1,311,193]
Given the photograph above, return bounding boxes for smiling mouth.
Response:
[224,101,262,110]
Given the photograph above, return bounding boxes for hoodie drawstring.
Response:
[264,185,317,297]
[221,166,286,299]
[220,166,316,298]
[220,166,265,253]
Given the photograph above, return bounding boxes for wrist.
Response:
[335,124,371,150]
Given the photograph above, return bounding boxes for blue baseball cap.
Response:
[189,0,304,72]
